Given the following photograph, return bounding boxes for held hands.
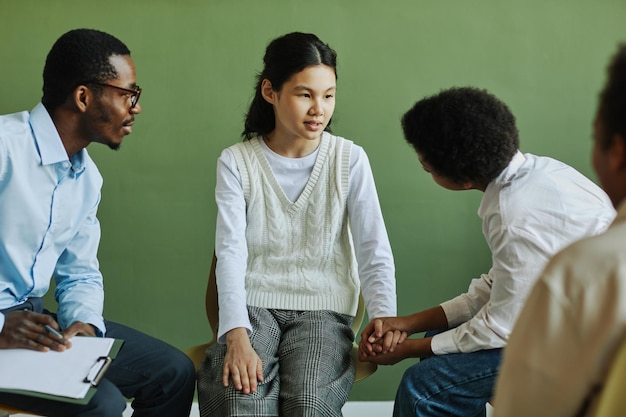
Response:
[358,313,439,365]
[358,317,409,364]
[0,311,71,352]
[224,328,264,395]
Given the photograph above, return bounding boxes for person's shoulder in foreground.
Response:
[493,42,626,417]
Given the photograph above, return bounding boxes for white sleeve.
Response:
[432,226,549,354]
[348,145,397,318]
[214,148,252,344]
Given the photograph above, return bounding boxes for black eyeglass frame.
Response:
[92,82,142,108]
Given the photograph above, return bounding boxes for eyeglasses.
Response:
[93,82,142,108]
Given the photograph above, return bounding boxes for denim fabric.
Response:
[393,330,502,417]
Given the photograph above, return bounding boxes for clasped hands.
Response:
[358,316,410,365]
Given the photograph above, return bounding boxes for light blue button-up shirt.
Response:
[0,103,106,334]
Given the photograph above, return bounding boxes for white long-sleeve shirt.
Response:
[493,201,626,417]
[431,151,615,354]
[214,134,396,343]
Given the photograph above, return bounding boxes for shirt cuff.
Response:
[430,330,459,355]
[217,323,252,345]
[440,298,472,328]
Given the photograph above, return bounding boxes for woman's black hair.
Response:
[242,32,337,139]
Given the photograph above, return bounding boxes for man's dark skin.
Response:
[0,55,140,353]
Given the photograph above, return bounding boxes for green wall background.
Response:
[1,0,625,401]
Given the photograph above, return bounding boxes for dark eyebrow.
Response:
[293,85,337,92]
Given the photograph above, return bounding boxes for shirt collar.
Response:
[29,103,86,176]
[489,150,526,188]
[30,103,68,166]
[478,150,525,218]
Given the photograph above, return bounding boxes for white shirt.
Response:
[431,152,615,354]
[214,134,396,343]
[493,201,626,417]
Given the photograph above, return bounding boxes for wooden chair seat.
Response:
[0,405,41,416]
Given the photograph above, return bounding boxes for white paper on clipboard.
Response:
[0,336,118,400]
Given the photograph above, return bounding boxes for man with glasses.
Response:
[0,29,195,416]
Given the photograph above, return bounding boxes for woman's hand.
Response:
[223,327,264,394]
[359,316,409,359]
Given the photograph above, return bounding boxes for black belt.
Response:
[0,297,44,314]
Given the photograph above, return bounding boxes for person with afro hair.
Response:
[359,87,616,417]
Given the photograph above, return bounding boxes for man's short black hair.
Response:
[42,28,131,111]
[401,87,519,187]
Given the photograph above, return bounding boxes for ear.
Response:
[261,79,276,104]
[610,133,626,171]
[72,85,91,112]
[463,181,484,191]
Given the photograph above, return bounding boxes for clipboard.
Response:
[83,355,113,385]
[0,337,124,404]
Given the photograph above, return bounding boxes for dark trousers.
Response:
[0,299,196,417]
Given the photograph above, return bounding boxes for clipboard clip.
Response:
[83,356,112,386]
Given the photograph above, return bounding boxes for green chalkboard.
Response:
[1,0,624,401]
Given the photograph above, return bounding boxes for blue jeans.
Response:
[0,303,196,417]
[393,330,502,417]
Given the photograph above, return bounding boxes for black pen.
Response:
[44,324,65,341]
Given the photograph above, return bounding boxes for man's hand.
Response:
[0,311,71,352]
[63,321,97,338]
[359,338,419,365]
[223,328,264,395]
[359,317,409,358]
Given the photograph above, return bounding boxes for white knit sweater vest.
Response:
[230,133,360,316]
